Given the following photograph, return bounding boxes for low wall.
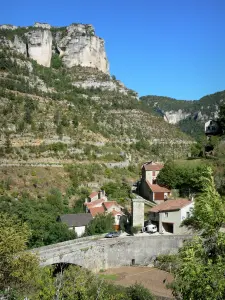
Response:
[35,235,191,272]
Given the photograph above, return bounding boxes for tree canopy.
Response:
[0,189,76,248]
[156,160,210,195]
[0,213,40,298]
[159,167,225,299]
[86,213,114,235]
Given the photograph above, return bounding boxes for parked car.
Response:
[146,224,157,233]
[105,231,120,238]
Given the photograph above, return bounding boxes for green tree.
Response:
[126,283,155,300]
[56,265,128,300]
[156,160,179,189]
[183,167,225,235]
[0,213,40,298]
[51,53,62,69]
[218,103,225,133]
[86,213,114,235]
[169,167,225,299]
[0,191,77,248]
[101,180,131,205]
[170,236,225,300]
[4,133,12,154]
[157,160,210,196]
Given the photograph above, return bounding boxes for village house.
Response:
[59,213,93,237]
[149,198,194,234]
[205,119,221,136]
[139,161,171,203]
[84,190,124,230]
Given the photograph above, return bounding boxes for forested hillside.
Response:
[141,91,225,140]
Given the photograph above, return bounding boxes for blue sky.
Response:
[2,0,225,100]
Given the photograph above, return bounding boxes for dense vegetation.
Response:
[157,159,225,197]
[156,167,225,299]
[0,189,76,248]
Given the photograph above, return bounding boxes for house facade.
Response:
[205,120,221,136]
[139,161,171,203]
[59,213,93,237]
[84,191,123,230]
[149,199,194,234]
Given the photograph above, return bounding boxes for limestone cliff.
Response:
[0,22,109,73]
[56,24,109,73]
[25,30,52,67]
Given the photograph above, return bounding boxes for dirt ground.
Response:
[100,266,174,299]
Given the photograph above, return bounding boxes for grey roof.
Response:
[59,213,93,227]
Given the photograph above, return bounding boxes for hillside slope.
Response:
[141,91,225,139]
[0,24,193,166]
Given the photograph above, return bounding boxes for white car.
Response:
[146,224,157,233]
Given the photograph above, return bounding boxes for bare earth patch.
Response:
[99,266,174,299]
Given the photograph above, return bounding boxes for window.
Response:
[165,212,168,217]
[117,215,120,221]
[152,171,156,176]
[186,212,190,218]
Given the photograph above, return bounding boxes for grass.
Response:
[98,273,118,281]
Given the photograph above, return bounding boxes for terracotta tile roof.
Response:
[142,161,164,171]
[89,191,98,198]
[150,199,192,213]
[110,210,123,216]
[147,182,170,193]
[89,206,105,217]
[103,201,119,209]
[84,199,104,208]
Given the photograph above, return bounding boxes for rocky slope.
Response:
[141,92,225,139]
[0,22,109,73]
[0,23,194,166]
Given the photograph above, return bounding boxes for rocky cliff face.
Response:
[0,22,109,73]
[56,24,109,73]
[163,110,191,124]
[25,30,53,67]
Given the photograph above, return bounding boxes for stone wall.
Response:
[34,235,192,272]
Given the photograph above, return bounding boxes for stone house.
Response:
[205,120,221,136]
[139,161,171,203]
[149,199,194,234]
[88,190,107,202]
[84,191,123,230]
[59,213,93,237]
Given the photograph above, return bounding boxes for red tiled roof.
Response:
[89,191,98,198]
[84,198,104,208]
[147,182,170,193]
[110,210,123,216]
[89,206,105,217]
[150,199,192,213]
[142,161,164,171]
[103,201,120,209]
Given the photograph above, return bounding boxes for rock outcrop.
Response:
[0,24,18,30]
[25,30,52,67]
[164,110,191,124]
[0,22,109,73]
[55,24,108,73]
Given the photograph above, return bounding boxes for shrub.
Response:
[86,213,114,235]
[126,283,155,300]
